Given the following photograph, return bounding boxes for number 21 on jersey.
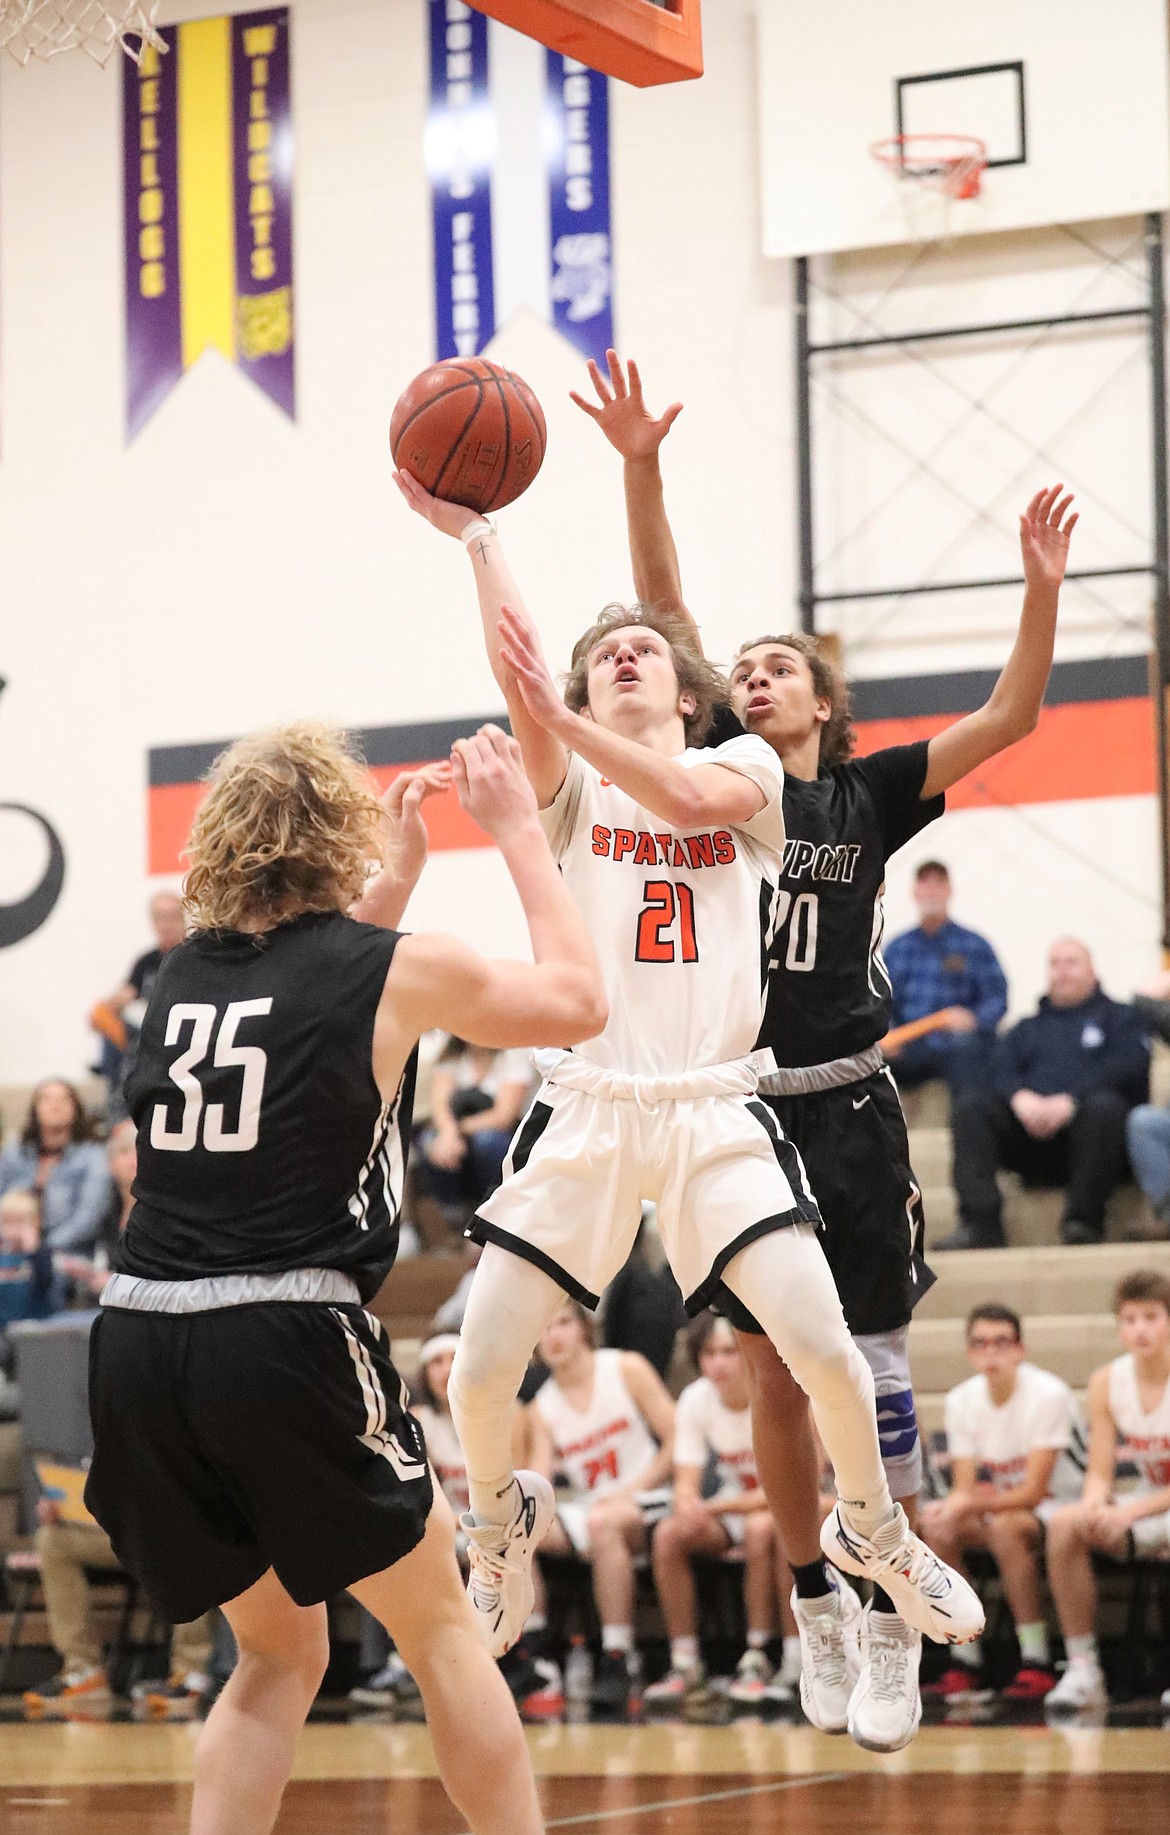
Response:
[635,880,698,963]
[151,1000,271,1153]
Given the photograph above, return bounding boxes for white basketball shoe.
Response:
[791,1574,862,1733]
[847,1604,923,1753]
[820,1502,985,1645]
[461,1471,555,1659]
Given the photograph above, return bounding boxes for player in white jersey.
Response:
[1044,1271,1170,1713]
[527,1302,675,1714]
[644,1315,803,1711]
[919,1305,1085,1707]
[397,470,983,1663]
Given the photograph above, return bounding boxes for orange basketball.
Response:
[390,357,547,514]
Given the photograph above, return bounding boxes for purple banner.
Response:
[546,53,614,368]
[427,0,495,359]
[231,8,295,419]
[123,32,181,440]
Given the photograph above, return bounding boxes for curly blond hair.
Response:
[563,603,730,746]
[183,722,384,933]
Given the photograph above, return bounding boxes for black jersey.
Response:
[119,910,414,1302]
[758,742,943,1069]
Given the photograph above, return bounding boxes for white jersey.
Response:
[538,738,786,1077]
[673,1376,759,1500]
[1108,1354,1170,1489]
[534,1348,658,1499]
[414,1403,469,1515]
[944,1362,1086,1502]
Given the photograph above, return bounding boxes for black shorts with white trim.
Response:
[85,1301,432,1623]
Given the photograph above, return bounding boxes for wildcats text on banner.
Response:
[123,7,295,439]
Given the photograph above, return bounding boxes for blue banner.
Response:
[427,0,495,359]
[545,53,614,367]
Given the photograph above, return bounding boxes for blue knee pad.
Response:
[856,1328,923,1501]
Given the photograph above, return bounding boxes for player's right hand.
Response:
[451,724,539,840]
[570,350,682,460]
[394,467,483,541]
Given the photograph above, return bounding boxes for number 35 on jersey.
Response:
[151,1000,272,1153]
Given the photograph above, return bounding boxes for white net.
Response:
[0,0,164,65]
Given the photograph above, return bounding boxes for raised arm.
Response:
[920,486,1077,800]
[349,764,450,929]
[395,470,568,805]
[374,727,606,1096]
[497,604,766,829]
[571,351,699,639]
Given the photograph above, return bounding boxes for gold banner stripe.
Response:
[177,16,235,370]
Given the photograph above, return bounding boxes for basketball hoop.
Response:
[0,0,164,65]
[869,133,987,201]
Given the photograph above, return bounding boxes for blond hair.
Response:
[563,604,730,746]
[183,722,384,933]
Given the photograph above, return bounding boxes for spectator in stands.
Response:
[919,1303,1084,1703]
[0,1192,60,1415]
[939,939,1149,1249]
[644,1315,801,1711]
[1044,1270,1170,1714]
[601,1212,688,1381]
[90,891,186,1094]
[0,1081,113,1254]
[23,1488,218,1713]
[528,1301,676,1718]
[1123,970,1170,1230]
[884,862,1008,1101]
[53,1119,136,1302]
[415,1040,533,1228]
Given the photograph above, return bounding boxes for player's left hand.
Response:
[394,467,484,541]
[381,764,452,882]
[497,604,571,735]
[570,351,683,461]
[1020,484,1077,591]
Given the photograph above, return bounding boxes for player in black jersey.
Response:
[84,721,605,1835]
[576,351,1076,1752]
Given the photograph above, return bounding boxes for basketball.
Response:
[390,357,547,514]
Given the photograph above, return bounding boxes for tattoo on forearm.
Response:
[475,539,491,564]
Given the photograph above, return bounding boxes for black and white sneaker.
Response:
[820,1504,984,1645]
[460,1471,555,1659]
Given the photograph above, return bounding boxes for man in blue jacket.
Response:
[940,939,1149,1249]
[885,861,1008,1101]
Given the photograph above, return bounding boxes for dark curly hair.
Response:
[733,632,855,767]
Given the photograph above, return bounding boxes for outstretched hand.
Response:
[450,724,539,839]
[1020,484,1077,592]
[496,604,570,735]
[380,763,451,883]
[394,468,481,541]
[570,350,683,461]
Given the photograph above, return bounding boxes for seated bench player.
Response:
[919,1304,1085,1703]
[644,1314,802,1711]
[527,1300,675,1717]
[1044,1270,1170,1714]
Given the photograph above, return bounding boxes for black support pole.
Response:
[1148,214,1170,953]
[794,257,815,634]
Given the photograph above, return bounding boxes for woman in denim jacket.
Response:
[0,1079,113,1253]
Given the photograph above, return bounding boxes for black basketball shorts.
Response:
[722,1066,934,1339]
[85,1302,433,1624]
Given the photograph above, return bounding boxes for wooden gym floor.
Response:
[0,1719,1167,1833]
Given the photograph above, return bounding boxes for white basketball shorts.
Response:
[469,1052,821,1313]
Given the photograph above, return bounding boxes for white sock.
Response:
[781,1635,802,1680]
[722,1229,893,1527]
[447,1247,567,1527]
[1017,1621,1050,1667]
[670,1635,699,1670]
[602,1625,632,1655]
[746,1628,769,1650]
[1066,1634,1099,1666]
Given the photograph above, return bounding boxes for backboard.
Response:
[758,0,1170,256]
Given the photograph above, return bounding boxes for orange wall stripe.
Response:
[854,696,1156,810]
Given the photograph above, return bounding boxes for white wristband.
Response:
[461,517,497,547]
